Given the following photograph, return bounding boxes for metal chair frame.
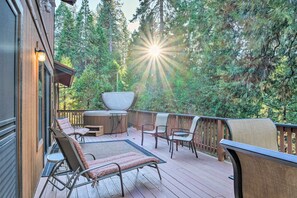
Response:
[39,128,161,198]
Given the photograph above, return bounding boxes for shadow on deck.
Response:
[35,128,234,198]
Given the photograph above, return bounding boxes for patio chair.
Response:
[56,117,89,142]
[220,139,297,198]
[226,118,278,150]
[39,128,161,198]
[141,113,169,149]
[169,116,200,158]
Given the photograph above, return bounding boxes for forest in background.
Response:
[55,0,297,123]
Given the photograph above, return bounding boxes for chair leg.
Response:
[190,142,194,153]
[166,133,169,145]
[169,140,172,152]
[141,132,144,146]
[176,140,178,151]
[171,140,174,158]
[67,173,80,198]
[39,161,64,198]
[119,173,124,196]
[155,164,162,180]
[155,135,158,149]
[193,141,198,158]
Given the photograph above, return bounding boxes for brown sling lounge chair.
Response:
[56,117,89,142]
[39,128,161,198]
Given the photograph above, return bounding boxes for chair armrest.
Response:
[79,162,122,177]
[172,131,192,135]
[171,127,188,131]
[171,131,193,138]
[170,128,189,134]
[84,153,96,160]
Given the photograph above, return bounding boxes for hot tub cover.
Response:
[83,110,127,116]
[102,92,135,111]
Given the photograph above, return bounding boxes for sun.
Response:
[130,30,183,95]
[148,44,162,58]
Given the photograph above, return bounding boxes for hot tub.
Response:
[83,110,128,134]
[83,92,135,134]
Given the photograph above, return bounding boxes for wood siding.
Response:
[21,0,55,197]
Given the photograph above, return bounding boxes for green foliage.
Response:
[127,0,297,123]
[55,0,129,110]
[71,66,112,109]
[56,0,297,123]
[55,4,76,61]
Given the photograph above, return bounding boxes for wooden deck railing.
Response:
[57,109,297,160]
[275,123,297,155]
[57,110,85,127]
[128,110,230,161]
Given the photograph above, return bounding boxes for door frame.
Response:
[6,0,23,197]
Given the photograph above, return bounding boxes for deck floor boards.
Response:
[35,128,234,198]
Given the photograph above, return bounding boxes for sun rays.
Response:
[130,30,182,95]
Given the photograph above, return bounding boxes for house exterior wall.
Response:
[20,0,55,197]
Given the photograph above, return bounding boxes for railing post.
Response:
[217,120,224,161]
[288,127,292,154]
[175,115,179,128]
[279,127,285,152]
[294,128,297,155]
[136,111,139,130]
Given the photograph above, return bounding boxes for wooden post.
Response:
[294,128,297,155]
[136,111,139,130]
[217,120,225,161]
[152,113,154,124]
[288,127,292,154]
[279,127,285,152]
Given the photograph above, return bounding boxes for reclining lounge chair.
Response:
[39,128,161,198]
[56,117,89,142]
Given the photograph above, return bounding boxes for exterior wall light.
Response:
[36,49,46,62]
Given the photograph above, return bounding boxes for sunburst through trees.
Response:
[130,30,181,95]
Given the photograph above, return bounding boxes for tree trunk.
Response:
[283,105,287,122]
[109,11,113,52]
[159,0,164,33]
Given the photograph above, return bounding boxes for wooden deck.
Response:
[35,128,234,198]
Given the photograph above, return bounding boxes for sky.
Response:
[56,0,140,32]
